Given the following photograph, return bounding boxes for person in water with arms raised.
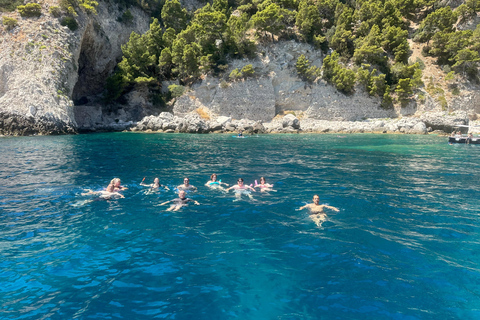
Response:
[298,194,339,226]
[226,178,255,199]
[158,190,199,211]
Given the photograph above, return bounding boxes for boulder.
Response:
[282,114,300,129]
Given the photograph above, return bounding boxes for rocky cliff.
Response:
[0,0,149,135]
[1,1,479,135]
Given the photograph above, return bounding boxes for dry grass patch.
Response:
[196,107,211,120]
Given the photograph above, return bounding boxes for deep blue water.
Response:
[1,133,480,320]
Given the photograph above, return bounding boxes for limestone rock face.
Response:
[172,41,396,124]
[419,111,469,132]
[173,78,276,121]
[0,0,149,135]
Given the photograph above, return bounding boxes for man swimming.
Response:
[176,177,197,191]
[158,190,199,211]
[298,194,339,226]
[226,178,255,199]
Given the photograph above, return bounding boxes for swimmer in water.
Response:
[176,177,197,192]
[226,178,255,199]
[111,178,127,191]
[205,173,229,190]
[298,194,339,226]
[254,176,276,192]
[82,183,125,200]
[140,177,169,191]
[158,190,199,211]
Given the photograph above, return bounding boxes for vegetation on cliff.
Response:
[2,0,479,112]
[107,0,464,107]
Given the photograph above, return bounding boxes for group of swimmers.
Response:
[82,174,339,225]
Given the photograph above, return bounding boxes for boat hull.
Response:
[449,137,480,144]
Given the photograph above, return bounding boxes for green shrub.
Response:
[240,64,255,77]
[119,9,133,23]
[79,0,98,14]
[61,16,78,31]
[17,3,42,17]
[0,0,23,12]
[438,95,448,110]
[229,68,243,80]
[2,16,17,30]
[168,84,185,98]
[49,6,61,17]
[415,57,425,70]
[296,54,320,82]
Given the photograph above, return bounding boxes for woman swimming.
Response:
[205,174,229,190]
[82,182,125,200]
[226,178,255,199]
[140,177,169,191]
[254,177,276,192]
[111,178,127,191]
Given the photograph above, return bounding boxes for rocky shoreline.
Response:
[127,110,474,136]
[1,108,474,136]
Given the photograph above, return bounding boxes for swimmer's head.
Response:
[154,178,159,184]
[260,177,266,183]
[183,177,189,185]
[112,178,121,187]
[210,174,217,181]
[313,194,320,204]
[237,178,244,185]
[178,190,186,198]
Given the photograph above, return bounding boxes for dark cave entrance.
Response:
[72,22,115,106]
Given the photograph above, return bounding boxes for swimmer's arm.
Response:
[205,181,211,186]
[140,182,150,187]
[325,205,339,212]
[247,185,256,192]
[298,203,311,211]
[164,185,170,190]
[194,200,200,205]
[158,200,172,206]
[114,192,125,198]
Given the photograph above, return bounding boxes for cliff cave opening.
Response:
[72,22,115,106]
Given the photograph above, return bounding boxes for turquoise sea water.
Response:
[1,133,480,319]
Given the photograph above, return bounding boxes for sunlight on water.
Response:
[1,133,480,319]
